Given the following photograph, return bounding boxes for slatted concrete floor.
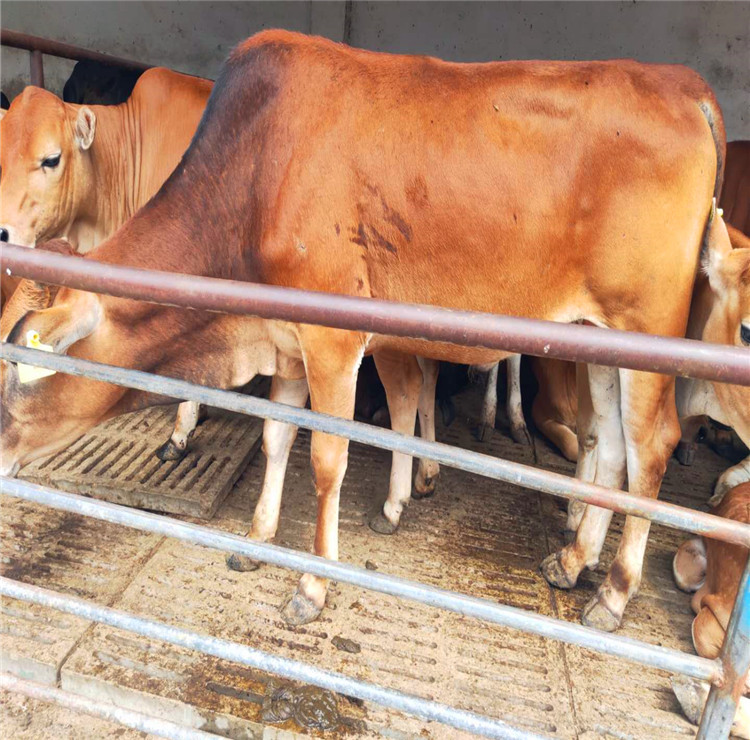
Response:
[0,382,735,739]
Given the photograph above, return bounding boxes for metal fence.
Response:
[1,30,749,740]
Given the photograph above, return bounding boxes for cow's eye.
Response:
[741,323,750,346]
[41,154,60,169]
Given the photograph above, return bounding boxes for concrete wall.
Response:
[2,1,748,137]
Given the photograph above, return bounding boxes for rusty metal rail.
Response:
[3,243,750,385]
[1,28,151,87]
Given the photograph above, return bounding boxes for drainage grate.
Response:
[19,404,264,518]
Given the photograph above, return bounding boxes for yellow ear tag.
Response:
[18,330,57,383]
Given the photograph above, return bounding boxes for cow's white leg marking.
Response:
[281,333,362,626]
[506,355,531,445]
[712,454,750,506]
[478,362,498,442]
[227,375,309,573]
[542,364,625,589]
[370,352,423,534]
[580,368,680,631]
[156,401,202,461]
[414,356,440,498]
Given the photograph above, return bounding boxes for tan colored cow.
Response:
[0,68,213,304]
[671,482,750,737]
[529,141,749,469]
[0,31,726,629]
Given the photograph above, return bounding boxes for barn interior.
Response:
[1,2,749,739]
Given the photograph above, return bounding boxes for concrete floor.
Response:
[0,381,733,739]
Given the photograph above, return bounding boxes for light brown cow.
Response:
[0,68,213,304]
[0,31,726,629]
[530,140,749,469]
[671,482,750,735]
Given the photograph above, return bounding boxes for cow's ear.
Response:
[8,290,102,355]
[74,106,96,150]
[702,212,733,294]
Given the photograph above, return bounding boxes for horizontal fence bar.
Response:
[0,577,540,740]
[0,673,219,740]
[0,28,152,72]
[0,478,722,684]
[4,343,750,550]
[2,243,749,385]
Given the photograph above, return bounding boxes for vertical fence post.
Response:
[30,49,44,87]
[696,552,750,739]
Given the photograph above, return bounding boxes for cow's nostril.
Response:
[0,228,8,243]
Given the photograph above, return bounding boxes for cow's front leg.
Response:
[414,357,440,499]
[281,334,362,626]
[675,415,704,466]
[227,374,309,572]
[711,454,750,506]
[369,351,423,534]
[155,401,204,461]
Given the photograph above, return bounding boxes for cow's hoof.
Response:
[581,595,621,632]
[675,441,697,467]
[368,510,399,535]
[413,474,438,500]
[281,592,322,626]
[155,439,186,462]
[540,552,576,590]
[511,423,532,447]
[226,553,262,572]
[476,422,494,443]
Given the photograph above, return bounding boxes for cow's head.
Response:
[701,219,750,438]
[1,243,275,476]
[0,87,97,247]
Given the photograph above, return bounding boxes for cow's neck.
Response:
[72,101,144,252]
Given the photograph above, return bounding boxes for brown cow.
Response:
[671,482,749,735]
[530,140,749,468]
[0,68,213,304]
[0,31,725,629]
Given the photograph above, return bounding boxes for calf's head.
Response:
[702,219,750,436]
[0,87,97,247]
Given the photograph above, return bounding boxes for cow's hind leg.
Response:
[477,363,498,442]
[281,333,362,626]
[506,355,532,446]
[369,351,423,533]
[227,375,309,572]
[711,454,750,506]
[541,364,626,591]
[581,370,680,631]
[414,357,440,499]
[155,401,204,461]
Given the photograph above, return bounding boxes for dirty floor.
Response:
[0,382,734,739]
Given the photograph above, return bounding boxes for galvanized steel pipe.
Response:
[0,577,542,740]
[0,479,723,684]
[0,673,220,740]
[2,243,749,385]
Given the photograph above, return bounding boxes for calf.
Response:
[0,31,726,629]
[672,482,750,736]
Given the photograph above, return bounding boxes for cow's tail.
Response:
[698,96,726,260]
